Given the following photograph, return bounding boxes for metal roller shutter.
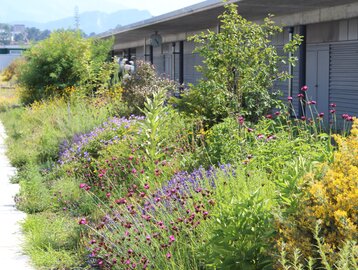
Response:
[329,42,358,119]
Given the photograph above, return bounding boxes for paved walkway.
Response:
[0,122,34,269]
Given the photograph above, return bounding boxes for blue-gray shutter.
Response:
[329,43,358,118]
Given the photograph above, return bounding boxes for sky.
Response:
[0,0,205,23]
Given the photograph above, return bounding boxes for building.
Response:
[99,0,358,118]
[0,45,26,71]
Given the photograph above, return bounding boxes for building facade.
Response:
[99,0,358,119]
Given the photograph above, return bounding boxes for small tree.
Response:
[176,2,301,124]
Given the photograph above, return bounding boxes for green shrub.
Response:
[173,3,301,125]
[18,30,115,103]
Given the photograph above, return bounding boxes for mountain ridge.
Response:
[9,9,152,35]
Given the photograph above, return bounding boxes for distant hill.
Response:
[10,9,152,35]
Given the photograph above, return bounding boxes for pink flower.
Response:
[257,134,265,139]
[115,198,127,204]
[301,85,308,91]
[308,100,316,105]
[247,128,254,132]
[79,183,86,189]
[301,116,306,121]
[275,111,281,116]
[78,218,87,225]
[266,114,272,119]
[144,183,150,189]
[297,93,304,98]
[330,103,337,107]
[330,109,336,114]
[169,235,175,243]
[237,116,244,125]
[318,113,324,118]
[287,96,293,101]
[166,253,172,259]
[106,192,111,198]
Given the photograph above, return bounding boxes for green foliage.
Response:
[22,212,82,269]
[18,30,115,103]
[16,163,51,213]
[0,94,112,168]
[174,3,301,124]
[201,168,276,269]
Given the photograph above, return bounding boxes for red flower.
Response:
[297,93,304,98]
[330,103,337,107]
[318,113,324,118]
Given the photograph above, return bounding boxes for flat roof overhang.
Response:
[98,0,358,50]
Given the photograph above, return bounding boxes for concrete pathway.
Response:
[0,122,34,269]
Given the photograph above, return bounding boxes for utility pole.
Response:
[74,6,80,31]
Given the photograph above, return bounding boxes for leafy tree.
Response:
[18,30,114,103]
[26,27,41,41]
[174,2,301,125]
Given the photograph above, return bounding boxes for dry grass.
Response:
[0,75,20,111]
